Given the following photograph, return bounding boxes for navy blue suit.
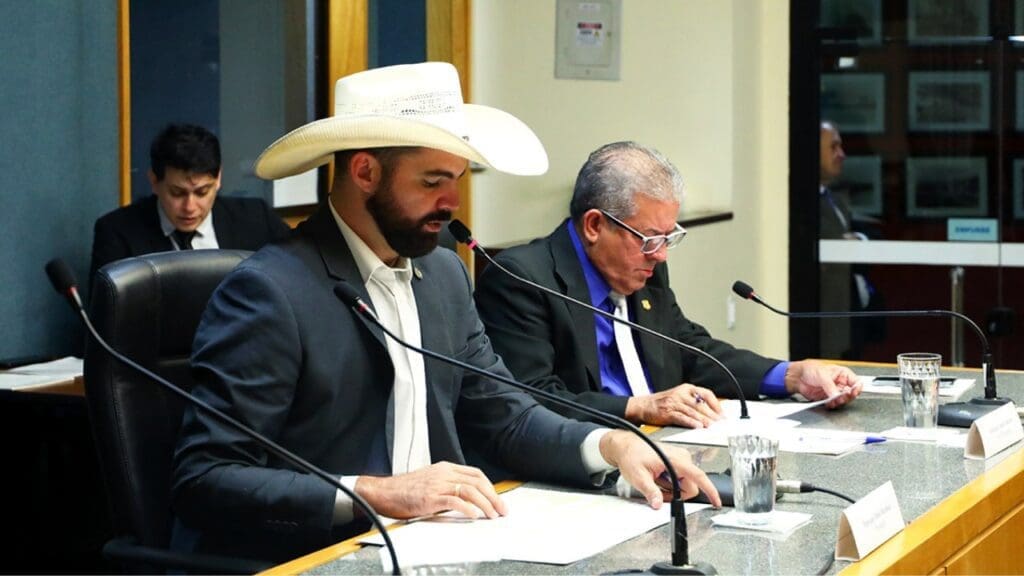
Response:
[170,207,600,561]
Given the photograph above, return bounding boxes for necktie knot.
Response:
[608,291,627,313]
[173,229,196,250]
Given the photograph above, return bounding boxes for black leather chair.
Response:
[84,250,271,574]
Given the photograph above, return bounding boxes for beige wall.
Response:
[471,0,790,358]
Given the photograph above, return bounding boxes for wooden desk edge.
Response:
[840,443,1024,575]
[258,479,525,575]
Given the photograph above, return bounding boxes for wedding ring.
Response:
[454,483,462,498]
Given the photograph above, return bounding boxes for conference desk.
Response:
[263,363,1024,575]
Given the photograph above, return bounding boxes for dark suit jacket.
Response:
[474,220,780,421]
[89,194,291,284]
[170,207,600,562]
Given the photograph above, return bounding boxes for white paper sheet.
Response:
[666,423,877,455]
[721,395,843,420]
[858,375,974,399]
[879,426,966,447]
[710,510,812,534]
[662,418,801,448]
[779,428,881,455]
[0,356,82,390]
[363,486,710,567]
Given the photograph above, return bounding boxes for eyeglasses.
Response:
[600,210,687,255]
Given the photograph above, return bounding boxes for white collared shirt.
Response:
[329,203,436,523]
[157,198,219,250]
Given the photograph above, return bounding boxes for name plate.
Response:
[965,402,1024,460]
[835,481,905,561]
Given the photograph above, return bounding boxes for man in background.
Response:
[819,120,884,359]
[89,123,291,283]
[475,141,862,430]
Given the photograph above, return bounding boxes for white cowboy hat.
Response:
[254,62,548,179]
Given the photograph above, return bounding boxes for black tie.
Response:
[173,230,195,250]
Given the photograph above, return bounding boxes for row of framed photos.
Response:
[822,0,1016,46]
[820,71,1022,133]
[837,156,1024,219]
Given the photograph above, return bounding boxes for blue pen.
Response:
[864,436,886,445]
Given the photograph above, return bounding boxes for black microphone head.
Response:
[333,282,363,308]
[45,258,78,295]
[448,219,472,244]
[732,281,755,300]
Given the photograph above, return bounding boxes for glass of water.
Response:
[898,352,941,428]
[728,434,779,525]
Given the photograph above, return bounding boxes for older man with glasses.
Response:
[475,141,861,429]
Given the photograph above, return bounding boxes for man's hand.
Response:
[599,430,721,509]
[624,384,723,428]
[355,461,507,520]
[784,360,862,408]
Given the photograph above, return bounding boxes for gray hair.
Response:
[569,141,684,222]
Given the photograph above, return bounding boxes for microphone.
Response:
[334,282,716,575]
[448,219,750,420]
[732,280,1011,427]
[45,259,402,575]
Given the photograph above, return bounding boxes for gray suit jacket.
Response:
[170,207,599,561]
[475,221,779,422]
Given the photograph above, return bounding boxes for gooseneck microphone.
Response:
[334,282,716,575]
[732,280,1010,427]
[44,259,401,575]
[448,220,750,420]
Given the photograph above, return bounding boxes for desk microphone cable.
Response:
[777,480,855,504]
[778,480,856,575]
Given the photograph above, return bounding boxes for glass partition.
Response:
[129,0,322,206]
[793,0,1023,369]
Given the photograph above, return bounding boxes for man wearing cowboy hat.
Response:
[170,63,718,562]
[475,141,862,430]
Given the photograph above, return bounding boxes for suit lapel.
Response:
[209,200,235,247]
[549,223,602,391]
[631,281,671,392]
[302,206,396,467]
[138,196,175,254]
[409,257,459,462]
[302,207,386,348]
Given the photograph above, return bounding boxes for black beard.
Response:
[366,180,451,259]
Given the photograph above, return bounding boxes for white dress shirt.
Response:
[157,200,219,250]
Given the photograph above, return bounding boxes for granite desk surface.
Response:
[300,365,1024,575]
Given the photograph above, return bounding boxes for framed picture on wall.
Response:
[820,73,885,133]
[835,155,883,216]
[819,0,882,46]
[907,0,989,45]
[1013,159,1024,219]
[906,157,988,218]
[908,71,990,131]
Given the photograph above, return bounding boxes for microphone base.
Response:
[649,561,717,575]
[970,395,1013,406]
[937,396,1012,428]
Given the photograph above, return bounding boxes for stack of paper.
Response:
[858,375,974,399]
[364,485,710,568]
[0,357,82,390]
